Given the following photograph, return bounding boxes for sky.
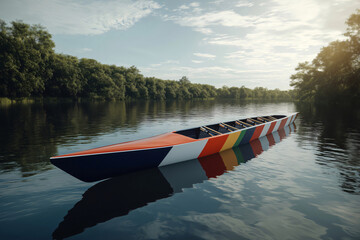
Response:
[0,0,358,90]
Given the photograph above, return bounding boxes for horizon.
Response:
[0,0,358,90]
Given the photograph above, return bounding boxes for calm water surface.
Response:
[0,100,359,240]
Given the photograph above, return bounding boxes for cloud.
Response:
[192,60,203,64]
[194,27,213,34]
[207,29,341,52]
[79,48,92,53]
[203,0,350,71]
[0,0,161,35]
[190,2,201,8]
[149,60,180,67]
[236,1,254,8]
[160,0,359,89]
[169,10,255,28]
[194,53,216,59]
[176,2,201,13]
[164,9,257,35]
[178,5,190,10]
[210,0,225,4]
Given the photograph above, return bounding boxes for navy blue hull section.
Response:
[239,127,256,145]
[51,147,172,182]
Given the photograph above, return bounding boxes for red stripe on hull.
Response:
[198,134,229,158]
[294,113,299,121]
[266,121,277,135]
[279,118,288,129]
[289,115,294,123]
[250,125,265,142]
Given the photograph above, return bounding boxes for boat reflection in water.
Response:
[53,123,296,240]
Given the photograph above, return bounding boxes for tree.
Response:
[290,9,360,102]
[45,54,82,97]
[165,81,178,99]
[217,86,231,98]
[239,86,250,99]
[107,65,126,100]
[0,20,54,98]
[79,58,121,99]
[179,76,191,85]
[344,9,360,97]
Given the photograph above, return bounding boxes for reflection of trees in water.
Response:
[0,100,219,176]
[296,103,360,194]
[0,103,56,175]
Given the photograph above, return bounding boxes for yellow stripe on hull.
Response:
[220,131,241,152]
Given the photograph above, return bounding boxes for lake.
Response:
[0,100,359,240]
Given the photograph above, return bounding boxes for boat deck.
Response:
[175,115,285,139]
[51,115,289,159]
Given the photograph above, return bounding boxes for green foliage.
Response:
[0,19,294,101]
[215,85,294,100]
[45,54,82,97]
[291,9,360,103]
[0,20,54,97]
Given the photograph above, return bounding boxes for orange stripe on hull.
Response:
[289,115,294,123]
[294,113,299,121]
[266,121,277,135]
[250,125,265,142]
[198,134,229,158]
[279,118,288,129]
[53,132,197,158]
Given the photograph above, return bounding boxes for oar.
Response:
[249,118,262,124]
[200,127,214,136]
[236,120,252,127]
[257,117,269,122]
[245,119,257,125]
[221,122,238,131]
[219,123,233,132]
[268,116,277,120]
[203,126,222,135]
[262,116,273,121]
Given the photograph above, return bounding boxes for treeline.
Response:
[0,19,293,100]
[217,86,294,100]
[291,9,360,103]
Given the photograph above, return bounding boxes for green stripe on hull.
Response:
[233,130,246,147]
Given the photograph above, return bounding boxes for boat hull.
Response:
[51,113,298,181]
[51,147,172,182]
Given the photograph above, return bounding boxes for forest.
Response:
[291,9,360,103]
[0,19,294,101]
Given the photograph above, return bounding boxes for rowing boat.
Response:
[52,123,296,239]
[51,113,298,181]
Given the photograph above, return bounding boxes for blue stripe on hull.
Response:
[51,147,172,182]
[239,127,256,145]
